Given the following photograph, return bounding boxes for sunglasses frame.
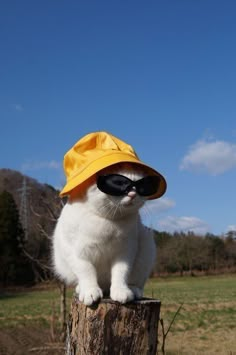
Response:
[97,174,160,197]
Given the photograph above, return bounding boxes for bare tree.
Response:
[24,194,67,339]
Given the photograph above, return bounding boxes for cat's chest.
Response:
[78,215,138,266]
[80,213,136,241]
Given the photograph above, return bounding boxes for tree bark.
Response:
[66,297,161,355]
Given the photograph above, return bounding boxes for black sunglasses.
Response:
[97,174,160,197]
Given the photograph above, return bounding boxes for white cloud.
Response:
[145,198,176,213]
[141,198,176,228]
[180,139,236,175]
[226,225,236,232]
[158,216,209,235]
[22,160,61,171]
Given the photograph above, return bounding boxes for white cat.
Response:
[52,163,156,306]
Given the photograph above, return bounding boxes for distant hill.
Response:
[0,168,60,204]
[0,169,64,280]
[0,168,63,235]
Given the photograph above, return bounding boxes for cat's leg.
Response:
[72,258,103,306]
[110,259,134,303]
[128,227,156,299]
[110,242,137,303]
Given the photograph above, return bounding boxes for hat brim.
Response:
[60,152,167,200]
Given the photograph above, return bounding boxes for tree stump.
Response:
[66,297,161,355]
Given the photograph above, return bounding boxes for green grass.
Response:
[0,275,236,353]
[146,274,236,303]
[0,286,68,327]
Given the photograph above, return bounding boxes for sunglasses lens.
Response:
[97,174,161,197]
[97,175,131,196]
[136,176,160,196]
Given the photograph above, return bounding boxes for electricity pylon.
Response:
[18,176,31,241]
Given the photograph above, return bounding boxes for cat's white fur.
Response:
[52,164,156,305]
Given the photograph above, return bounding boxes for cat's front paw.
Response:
[78,286,103,306]
[110,286,134,304]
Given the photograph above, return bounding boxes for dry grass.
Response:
[145,274,236,354]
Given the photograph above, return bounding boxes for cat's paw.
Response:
[129,286,143,299]
[75,284,80,295]
[78,286,103,306]
[110,286,134,304]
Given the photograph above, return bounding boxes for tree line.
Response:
[0,190,236,286]
[0,190,34,285]
[153,230,236,276]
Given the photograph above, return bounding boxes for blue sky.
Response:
[1,0,236,236]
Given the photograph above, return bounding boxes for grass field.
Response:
[0,274,236,354]
[146,275,236,354]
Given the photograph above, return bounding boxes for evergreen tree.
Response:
[0,190,26,284]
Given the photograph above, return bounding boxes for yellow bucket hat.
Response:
[60,131,167,199]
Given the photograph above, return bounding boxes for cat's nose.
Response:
[127,190,136,199]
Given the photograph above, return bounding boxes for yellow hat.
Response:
[60,131,167,199]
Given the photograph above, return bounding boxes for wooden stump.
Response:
[66,297,161,355]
